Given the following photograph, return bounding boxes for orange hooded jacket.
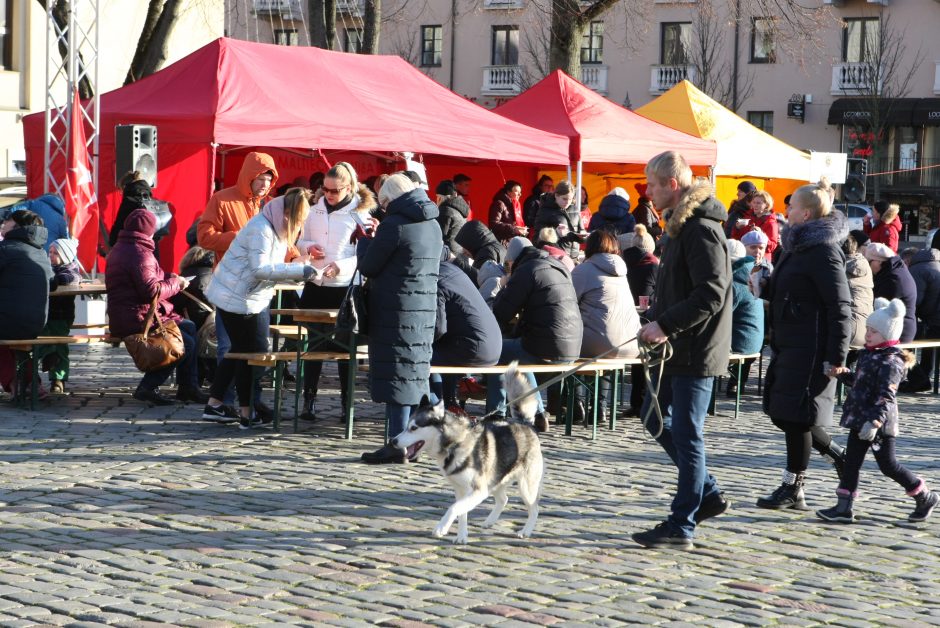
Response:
[197,152,279,264]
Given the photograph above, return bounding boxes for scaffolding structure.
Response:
[43,0,100,199]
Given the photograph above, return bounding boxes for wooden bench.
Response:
[0,336,92,409]
[224,349,368,434]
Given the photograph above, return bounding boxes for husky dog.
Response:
[390,362,544,544]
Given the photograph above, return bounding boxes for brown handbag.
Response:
[123,296,185,372]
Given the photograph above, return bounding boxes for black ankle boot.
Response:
[816,489,855,523]
[820,442,845,482]
[757,471,808,510]
[299,393,317,422]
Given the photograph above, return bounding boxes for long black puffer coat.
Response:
[872,255,918,343]
[492,246,582,362]
[0,224,53,339]
[357,188,442,405]
[763,210,852,427]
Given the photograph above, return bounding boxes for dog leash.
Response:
[505,335,673,437]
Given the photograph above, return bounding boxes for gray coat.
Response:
[357,189,442,405]
[845,251,874,348]
[909,248,940,327]
[570,253,640,358]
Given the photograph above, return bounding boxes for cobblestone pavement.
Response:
[0,344,938,626]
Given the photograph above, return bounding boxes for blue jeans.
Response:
[216,308,269,405]
[485,339,545,415]
[140,319,198,391]
[640,373,719,538]
[386,403,413,440]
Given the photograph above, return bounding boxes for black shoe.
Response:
[573,400,586,427]
[176,386,210,405]
[632,522,693,550]
[756,481,808,510]
[299,394,318,422]
[133,387,175,406]
[361,443,407,464]
[725,381,738,398]
[202,403,239,423]
[899,379,932,393]
[533,412,549,433]
[239,414,274,430]
[694,492,730,524]
[283,367,297,384]
[621,406,640,418]
[253,401,274,421]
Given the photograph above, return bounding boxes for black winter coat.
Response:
[534,194,584,259]
[872,256,918,342]
[492,246,582,362]
[437,195,470,256]
[0,225,53,339]
[724,198,750,239]
[909,248,940,327]
[763,211,852,427]
[623,248,658,304]
[170,250,216,330]
[649,182,732,377]
[109,179,154,247]
[588,195,635,235]
[522,191,542,231]
[454,220,505,284]
[433,259,502,367]
[632,198,662,239]
[357,188,442,405]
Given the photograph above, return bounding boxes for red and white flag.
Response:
[64,88,99,270]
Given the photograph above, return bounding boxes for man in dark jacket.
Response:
[905,247,940,391]
[434,179,470,256]
[865,243,917,343]
[632,151,732,551]
[487,236,582,431]
[523,175,553,231]
[13,194,69,251]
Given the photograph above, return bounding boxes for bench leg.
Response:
[294,325,305,432]
[565,375,575,437]
[734,360,742,420]
[934,348,939,395]
[591,371,599,441]
[273,360,284,431]
[709,376,717,416]
[610,369,619,431]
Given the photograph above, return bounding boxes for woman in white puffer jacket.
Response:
[205,188,315,426]
[296,162,378,421]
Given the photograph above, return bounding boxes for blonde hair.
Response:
[378,173,416,206]
[792,177,833,220]
[645,151,693,189]
[327,162,359,193]
[753,190,774,210]
[537,226,558,244]
[283,187,312,242]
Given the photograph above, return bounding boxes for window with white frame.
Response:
[661,22,691,65]
[274,29,298,46]
[421,25,443,67]
[0,0,13,71]
[581,21,603,65]
[491,26,519,66]
[843,18,879,63]
[750,18,775,63]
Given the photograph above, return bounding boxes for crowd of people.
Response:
[2,148,940,545]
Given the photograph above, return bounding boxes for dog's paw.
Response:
[432,525,448,538]
[518,526,535,539]
[454,533,469,545]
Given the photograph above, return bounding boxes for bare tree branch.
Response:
[35,0,94,98]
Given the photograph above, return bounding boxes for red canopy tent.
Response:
[23,38,569,270]
[494,70,717,169]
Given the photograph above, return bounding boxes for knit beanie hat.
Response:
[864,242,894,262]
[435,179,456,196]
[867,297,906,342]
[608,187,630,202]
[737,181,758,194]
[727,238,746,261]
[627,224,655,255]
[378,173,416,206]
[850,229,870,248]
[506,236,532,262]
[740,229,769,246]
[51,237,79,265]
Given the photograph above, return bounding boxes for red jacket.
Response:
[751,213,780,257]
[864,216,901,253]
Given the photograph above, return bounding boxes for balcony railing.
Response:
[866,157,940,189]
[650,64,695,93]
[336,0,365,14]
[580,64,608,94]
[831,62,882,95]
[482,65,523,96]
[483,0,525,8]
[253,0,301,17]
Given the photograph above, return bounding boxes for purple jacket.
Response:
[105,209,181,337]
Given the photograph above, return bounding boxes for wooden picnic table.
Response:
[50,281,107,297]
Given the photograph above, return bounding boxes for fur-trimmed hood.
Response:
[784,209,849,252]
[664,180,726,238]
[312,183,378,214]
[879,203,900,223]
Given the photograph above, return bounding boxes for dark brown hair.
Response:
[585,229,619,258]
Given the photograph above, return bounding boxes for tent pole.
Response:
[566,163,571,182]
[209,143,219,197]
[575,160,583,215]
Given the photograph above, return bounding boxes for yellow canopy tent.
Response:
[636,80,812,211]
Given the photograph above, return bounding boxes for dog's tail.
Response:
[505,360,539,424]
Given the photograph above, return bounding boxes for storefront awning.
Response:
[828,98,917,126]
[912,99,940,126]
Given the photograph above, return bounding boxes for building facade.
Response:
[0,0,223,182]
[237,0,940,231]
